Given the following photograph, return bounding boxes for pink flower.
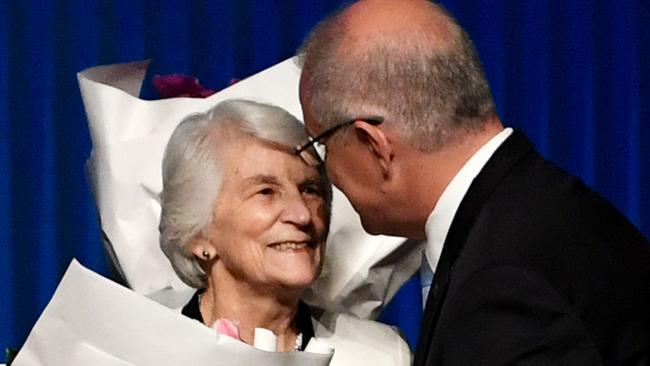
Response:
[213,318,241,340]
[152,74,217,99]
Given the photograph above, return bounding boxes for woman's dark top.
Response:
[181,290,314,351]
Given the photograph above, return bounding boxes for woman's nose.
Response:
[281,193,312,227]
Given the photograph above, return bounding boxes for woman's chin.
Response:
[247,246,320,290]
[267,263,320,290]
[267,245,319,269]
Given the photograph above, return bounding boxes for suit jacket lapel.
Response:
[413,130,535,365]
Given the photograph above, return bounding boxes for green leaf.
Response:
[5,348,18,365]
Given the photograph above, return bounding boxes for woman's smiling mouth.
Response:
[268,241,314,251]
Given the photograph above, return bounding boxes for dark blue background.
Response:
[1,0,648,355]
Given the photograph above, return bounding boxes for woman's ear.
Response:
[353,121,393,178]
[189,235,218,262]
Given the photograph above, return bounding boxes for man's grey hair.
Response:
[159,99,331,288]
[297,2,496,152]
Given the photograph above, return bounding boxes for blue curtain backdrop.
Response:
[1,0,649,355]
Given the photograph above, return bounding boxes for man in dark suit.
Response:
[296,0,650,364]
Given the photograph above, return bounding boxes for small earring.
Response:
[202,250,210,260]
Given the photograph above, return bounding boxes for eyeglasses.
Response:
[294,117,384,166]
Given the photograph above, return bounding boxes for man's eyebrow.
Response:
[242,174,281,187]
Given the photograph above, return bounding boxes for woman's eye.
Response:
[302,185,322,197]
[258,187,274,196]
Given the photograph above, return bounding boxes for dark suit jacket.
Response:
[413,130,650,366]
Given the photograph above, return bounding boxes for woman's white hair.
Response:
[159,99,330,288]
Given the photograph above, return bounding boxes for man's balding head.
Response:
[342,0,458,52]
[298,0,496,152]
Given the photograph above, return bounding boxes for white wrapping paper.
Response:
[12,260,334,366]
[78,58,422,318]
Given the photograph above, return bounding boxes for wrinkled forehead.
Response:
[218,134,321,185]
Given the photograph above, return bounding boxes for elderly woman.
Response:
[158,99,410,365]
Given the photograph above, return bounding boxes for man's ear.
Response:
[352,121,393,178]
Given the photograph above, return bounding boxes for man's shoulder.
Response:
[486,149,644,243]
[458,146,650,299]
[476,151,649,267]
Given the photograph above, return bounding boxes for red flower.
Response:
[152,74,217,99]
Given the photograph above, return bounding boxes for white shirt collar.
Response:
[424,128,513,272]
